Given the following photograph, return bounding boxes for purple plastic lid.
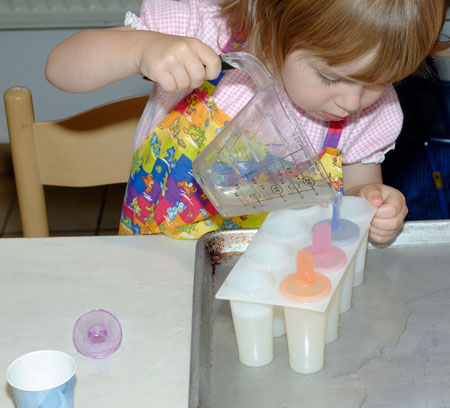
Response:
[73,309,122,359]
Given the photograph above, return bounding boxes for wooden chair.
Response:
[4,86,147,237]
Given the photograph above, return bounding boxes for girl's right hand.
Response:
[136,31,222,93]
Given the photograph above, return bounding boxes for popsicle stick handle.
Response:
[331,197,340,232]
[311,222,332,256]
[297,250,315,287]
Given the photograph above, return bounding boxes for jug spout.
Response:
[221,52,272,90]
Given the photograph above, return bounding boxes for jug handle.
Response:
[221,52,273,91]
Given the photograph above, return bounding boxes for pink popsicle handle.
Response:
[311,222,332,256]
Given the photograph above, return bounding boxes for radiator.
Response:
[0,0,142,29]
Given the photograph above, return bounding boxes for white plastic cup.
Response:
[230,301,273,367]
[284,307,327,374]
[6,350,76,408]
[325,283,342,344]
[353,229,369,287]
[340,256,356,313]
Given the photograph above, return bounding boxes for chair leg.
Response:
[4,87,50,237]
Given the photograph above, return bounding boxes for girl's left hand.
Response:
[357,184,408,244]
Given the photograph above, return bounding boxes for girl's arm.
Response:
[45,26,222,94]
[343,162,383,189]
[343,162,408,244]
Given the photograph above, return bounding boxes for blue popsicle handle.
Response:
[331,197,340,232]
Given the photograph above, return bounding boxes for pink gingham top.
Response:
[125,0,403,164]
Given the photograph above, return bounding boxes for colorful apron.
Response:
[119,46,344,239]
[119,42,268,238]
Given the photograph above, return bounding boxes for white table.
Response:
[0,235,197,408]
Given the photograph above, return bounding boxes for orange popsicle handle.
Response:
[297,250,315,287]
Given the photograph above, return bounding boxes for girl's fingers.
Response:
[356,184,408,244]
[363,186,384,207]
[369,222,403,238]
[184,56,208,89]
[140,35,220,92]
[369,210,407,243]
[371,210,405,231]
[369,230,396,244]
[153,72,178,93]
[369,224,403,243]
[167,63,191,92]
[375,198,407,220]
[197,46,222,80]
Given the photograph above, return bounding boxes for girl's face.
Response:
[280,50,389,121]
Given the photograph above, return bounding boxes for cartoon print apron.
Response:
[119,31,271,239]
[319,119,345,196]
[119,46,344,239]
[119,71,268,239]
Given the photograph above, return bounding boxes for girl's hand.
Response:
[137,32,222,93]
[356,184,408,244]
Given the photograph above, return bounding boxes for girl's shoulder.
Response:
[127,0,229,52]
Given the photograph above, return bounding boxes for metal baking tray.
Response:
[189,221,450,408]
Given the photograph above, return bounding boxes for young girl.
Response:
[45,0,449,243]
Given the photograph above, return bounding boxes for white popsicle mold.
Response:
[216,196,376,374]
[230,301,274,367]
[284,306,327,374]
[227,264,275,367]
[272,305,287,337]
[339,196,375,287]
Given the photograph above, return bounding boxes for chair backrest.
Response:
[4,86,147,237]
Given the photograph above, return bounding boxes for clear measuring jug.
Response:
[192,52,339,217]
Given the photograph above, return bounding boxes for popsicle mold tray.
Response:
[215,196,376,374]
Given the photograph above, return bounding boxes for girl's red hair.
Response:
[219,0,450,83]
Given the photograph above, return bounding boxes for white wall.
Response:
[0,29,151,144]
